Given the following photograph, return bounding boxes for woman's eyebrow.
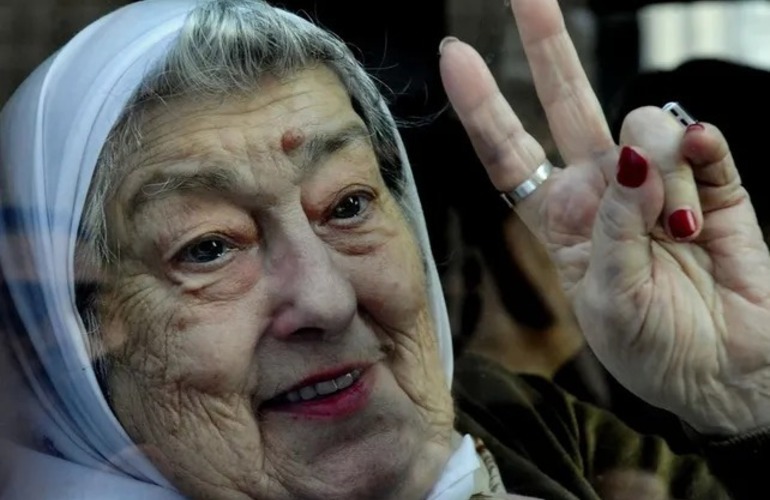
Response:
[125,122,373,218]
[127,167,244,219]
[293,122,372,177]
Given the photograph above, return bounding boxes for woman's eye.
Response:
[331,193,371,220]
[177,238,233,264]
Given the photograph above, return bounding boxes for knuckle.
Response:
[619,106,671,140]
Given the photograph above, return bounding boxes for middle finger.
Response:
[512,0,615,165]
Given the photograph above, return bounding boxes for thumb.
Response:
[588,146,665,294]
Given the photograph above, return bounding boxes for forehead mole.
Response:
[280,128,305,153]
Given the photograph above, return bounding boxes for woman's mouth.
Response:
[261,366,374,419]
[284,369,362,403]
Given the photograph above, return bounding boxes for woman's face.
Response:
[97,67,454,500]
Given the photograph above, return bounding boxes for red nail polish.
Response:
[616,147,648,188]
[686,123,705,133]
[668,209,697,239]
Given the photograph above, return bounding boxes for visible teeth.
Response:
[315,380,338,395]
[335,373,354,390]
[283,369,362,404]
[299,386,317,401]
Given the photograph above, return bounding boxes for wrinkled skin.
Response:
[96,66,453,500]
[441,0,770,436]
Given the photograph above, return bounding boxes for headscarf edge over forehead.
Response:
[0,0,453,493]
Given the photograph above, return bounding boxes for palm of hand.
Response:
[441,0,770,434]
[544,161,770,433]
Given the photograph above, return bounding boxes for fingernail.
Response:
[439,36,459,55]
[616,146,648,188]
[686,123,705,133]
[668,209,697,239]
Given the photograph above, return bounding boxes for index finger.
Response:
[513,0,614,164]
[439,40,545,191]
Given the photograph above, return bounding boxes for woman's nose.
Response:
[264,226,357,340]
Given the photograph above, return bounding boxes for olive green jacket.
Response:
[454,353,769,499]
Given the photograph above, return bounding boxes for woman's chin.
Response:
[286,430,430,500]
[260,364,442,499]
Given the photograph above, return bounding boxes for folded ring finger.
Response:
[619,105,703,241]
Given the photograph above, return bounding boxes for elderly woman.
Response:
[1,0,770,499]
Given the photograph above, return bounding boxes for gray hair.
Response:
[77,0,410,361]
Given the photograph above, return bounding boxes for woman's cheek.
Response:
[165,299,268,393]
[102,272,168,338]
[353,235,428,329]
[112,293,264,395]
[107,253,264,391]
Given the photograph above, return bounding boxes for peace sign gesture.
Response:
[440,0,770,435]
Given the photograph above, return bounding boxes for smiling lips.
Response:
[264,366,373,419]
[285,369,362,403]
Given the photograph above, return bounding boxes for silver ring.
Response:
[500,160,553,208]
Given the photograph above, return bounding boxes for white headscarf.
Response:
[0,1,481,498]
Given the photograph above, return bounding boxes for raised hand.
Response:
[439,0,770,435]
